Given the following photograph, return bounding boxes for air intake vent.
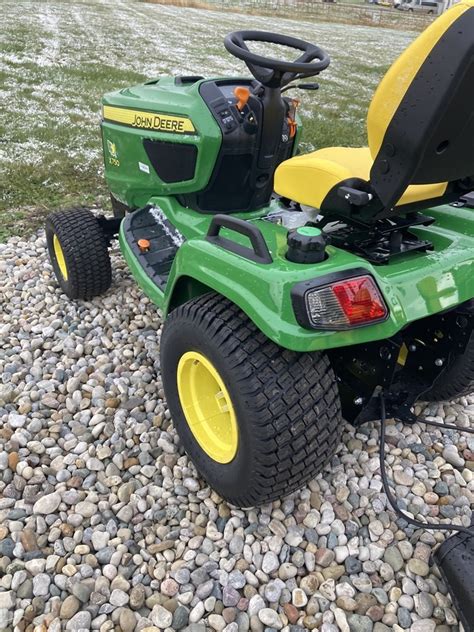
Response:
[143,139,197,183]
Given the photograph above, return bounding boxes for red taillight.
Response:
[332,277,387,326]
[304,275,388,329]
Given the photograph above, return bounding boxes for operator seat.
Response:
[274,0,474,221]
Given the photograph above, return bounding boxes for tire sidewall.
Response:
[161,317,264,502]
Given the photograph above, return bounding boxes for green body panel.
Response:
[119,197,474,352]
[101,78,221,208]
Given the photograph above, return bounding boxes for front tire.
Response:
[46,208,112,300]
[161,293,343,507]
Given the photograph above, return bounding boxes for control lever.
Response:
[233,86,250,111]
[281,82,319,93]
[338,186,373,207]
[232,86,258,134]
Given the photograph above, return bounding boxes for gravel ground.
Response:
[1,229,473,632]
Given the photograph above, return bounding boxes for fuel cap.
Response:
[286,226,327,264]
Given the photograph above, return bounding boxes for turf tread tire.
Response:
[46,208,112,300]
[161,292,344,506]
[424,333,474,401]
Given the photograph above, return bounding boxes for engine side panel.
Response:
[101,77,221,209]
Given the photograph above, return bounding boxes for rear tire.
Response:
[424,333,474,401]
[45,208,112,300]
[160,293,344,507]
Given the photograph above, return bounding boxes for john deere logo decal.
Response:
[107,140,118,159]
[103,106,196,134]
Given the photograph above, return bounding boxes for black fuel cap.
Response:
[286,226,327,264]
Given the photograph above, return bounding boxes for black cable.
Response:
[379,393,473,536]
[410,415,474,435]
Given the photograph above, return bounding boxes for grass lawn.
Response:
[0,0,419,241]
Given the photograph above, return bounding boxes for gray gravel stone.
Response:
[258,608,282,629]
[66,611,92,631]
[32,492,61,514]
[442,445,465,468]
[0,591,15,609]
[173,605,190,630]
[110,588,129,607]
[32,573,51,596]
[347,614,373,632]
[397,607,412,628]
[0,539,15,558]
[414,592,434,618]
[410,620,436,632]
[262,551,279,574]
[151,604,173,627]
[383,546,404,572]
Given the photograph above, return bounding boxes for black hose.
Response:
[378,393,474,536]
[411,415,474,435]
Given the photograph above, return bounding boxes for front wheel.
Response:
[160,293,343,507]
[45,208,112,300]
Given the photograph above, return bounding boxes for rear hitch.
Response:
[330,302,474,425]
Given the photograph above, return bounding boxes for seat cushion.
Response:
[274,146,448,210]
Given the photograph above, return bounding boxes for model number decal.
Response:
[106,139,120,167]
[103,106,196,134]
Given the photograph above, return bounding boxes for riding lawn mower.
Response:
[45,2,474,627]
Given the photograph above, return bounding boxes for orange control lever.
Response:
[234,86,250,111]
[288,98,300,139]
[138,238,150,252]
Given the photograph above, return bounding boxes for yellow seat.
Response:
[274,147,447,210]
[274,0,474,215]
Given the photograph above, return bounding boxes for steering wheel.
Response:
[224,30,330,89]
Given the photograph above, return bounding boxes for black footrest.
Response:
[122,205,183,291]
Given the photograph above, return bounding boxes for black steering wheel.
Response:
[224,30,330,89]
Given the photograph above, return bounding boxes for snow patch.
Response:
[149,205,185,247]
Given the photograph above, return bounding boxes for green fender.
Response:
[119,197,474,353]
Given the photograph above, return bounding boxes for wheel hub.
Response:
[177,351,238,463]
[53,234,68,280]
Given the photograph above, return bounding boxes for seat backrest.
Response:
[367,0,474,210]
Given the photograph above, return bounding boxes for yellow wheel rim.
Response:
[53,234,68,281]
[177,351,238,464]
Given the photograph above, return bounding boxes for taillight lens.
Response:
[304,275,388,329]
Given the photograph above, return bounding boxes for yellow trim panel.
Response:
[274,147,447,210]
[103,105,196,134]
[367,0,472,159]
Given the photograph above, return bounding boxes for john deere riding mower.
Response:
[47,3,474,511]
